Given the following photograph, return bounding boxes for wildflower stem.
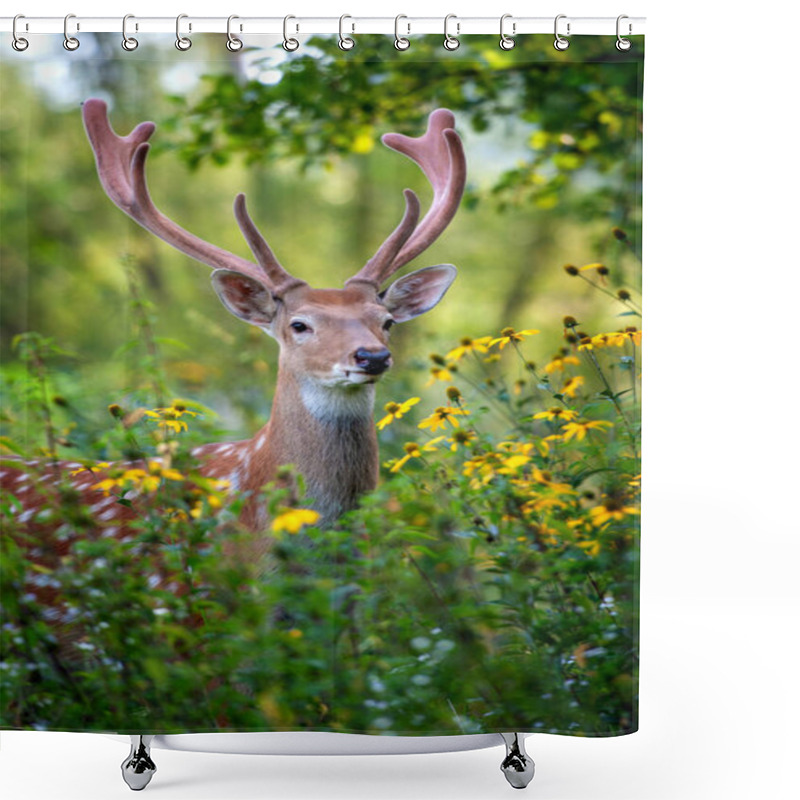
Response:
[577,273,641,315]
[583,348,640,460]
[15,334,59,463]
[472,350,515,408]
[511,342,568,408]
[124,258,167,408]
[458,356,518,428]
[34,352,58,464]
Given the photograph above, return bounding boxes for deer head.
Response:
[82,101,465,405]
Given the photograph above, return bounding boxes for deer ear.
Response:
[381,265,457,323]
[211,269,279,328]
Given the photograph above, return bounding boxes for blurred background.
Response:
[1,32,642,448]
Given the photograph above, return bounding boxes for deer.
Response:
[1,99,465,540]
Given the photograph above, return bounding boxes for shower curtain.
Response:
[1,29,643,741]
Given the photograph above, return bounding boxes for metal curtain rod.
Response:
[1,15,646,37]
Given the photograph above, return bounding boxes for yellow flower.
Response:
[490,327,540,349]
[562,375,585,398]
[425,364,457,386]
[70,461,111,477]
[91,477,120,495]
[522,496,568,512]
[593,333,619,349]
[154,402,199,419]
[462,453,499,486]
[448,429,477,451]
[158,419,189,434]
[446,336,493,362]
[147,461,184,481]
[589,498,640,527]
[530,468,575,494]
[577,539,602,557]
[271,508,321,534]
[377,397,420,430]
[91,461,184,496]
[389,437,444,472]
[623,327,642,346]
[129,469,160,493]
[139,403,200,434]
[497,454,531,474]
[562,420,613,442]
[544,354,580,374]
[578,330,642,352]
[532,407,579,422]
[418,406,470,432]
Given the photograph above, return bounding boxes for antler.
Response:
[347,109,466,289]
[82,98,303,293]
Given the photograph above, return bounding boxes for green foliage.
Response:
[168,35,643,237]
[1,262,640,736]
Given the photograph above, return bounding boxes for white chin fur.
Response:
[300,379,375,421]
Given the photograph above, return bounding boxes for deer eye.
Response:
[290,321,310,333]
[382,319,395,332]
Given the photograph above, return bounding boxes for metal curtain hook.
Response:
[283,15,299,51]
[338,14,355,50]
[63,13,80,51]
[226,15,243,51]
[175,13,192,51]
[394,14,410,50]
[616,15,632,51]
[554,14,570,51]
[443,14,460,51]
[12,14,29,51]
[499,14,515,50]
[121,14,138,51]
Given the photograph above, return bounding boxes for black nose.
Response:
[354,347,392,375]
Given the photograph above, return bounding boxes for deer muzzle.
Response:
[354,347,392,376]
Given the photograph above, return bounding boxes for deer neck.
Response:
[244,368,379,528]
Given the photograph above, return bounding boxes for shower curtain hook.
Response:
[12,14,29,51]
[338,15,355,50]
[553,14,570,51]
[394,15,410,50]
[282,15,300,51]
[499,14,516,50]
[121,14,138,51]
[63,14,80,51]
[175,14,192,51]
[616,15,632,51]
[226,15,243,51]
[443,14,460,51]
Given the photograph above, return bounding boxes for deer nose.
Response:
[354,347,392,375]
